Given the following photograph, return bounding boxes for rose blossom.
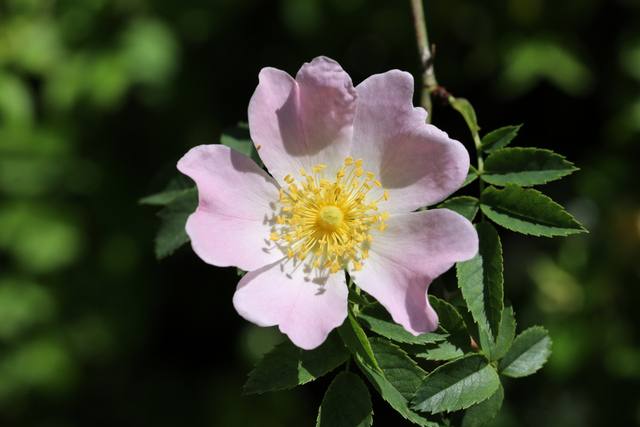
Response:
[178,57,478,350]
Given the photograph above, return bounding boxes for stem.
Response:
[473,132,486,220]
[410,0,437,123]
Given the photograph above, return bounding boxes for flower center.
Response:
[270,157,389,274]
[318,206,343,231]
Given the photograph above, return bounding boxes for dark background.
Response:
[1,0,639,425]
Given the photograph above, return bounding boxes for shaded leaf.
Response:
[478,304,516,362]
[462,165,479,188]
[316,372,373,427]
[339,309,383,375]
[457,222,504,340]
[455,305,481,351]
[348,288,372,308]
[481,183,586,236]
[220,122,263,167]
[482,148,578,186]
[412,354,500,414]
[139,174,195,206]
[408,297,471,361]
[357,303,448,345]
[356,338,439,427]
[155,188,198,259]
[480,125,522,153]
[244,332,349,394]
[453,383,504,427]
[438,196,480,222]
[499,326,552,378]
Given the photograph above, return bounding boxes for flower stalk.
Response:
[410,0,437,123]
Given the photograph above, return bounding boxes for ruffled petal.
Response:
[351,71,470,213]
[349,209,478,335]
[177,144,282,271]
[233,258,349,350]
[248,57,357,184]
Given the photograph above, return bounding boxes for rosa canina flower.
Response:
[178,57,479,350]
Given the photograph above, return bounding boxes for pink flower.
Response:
[178,57,478,350]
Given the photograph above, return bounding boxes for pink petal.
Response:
[350,209,478,335]
[248,57,357,184]
[177,144,282,271]
[351,71,470,213]
[233,259,349,350]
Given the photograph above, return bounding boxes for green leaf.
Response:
[462,165,479,188]
[316,372,373,427]
[455,305,481,351]
[408,297,471,361]
[481,183,586,236]
[357,303,448,345]
[478,304,516,362]
[482,148,578,186]
[450,97,479,134]
[438,196,480,222]
[498,326,552,378]
[244,332,349,394]
[220,122,263,167]
[155,188,198,259]
[453,383,504,427]
[457,222,504,340]
[339,308,383,375]
[348,288,372,308]
[480,125,522,153]
[139,175,195,206]
[412,354,500,414]
[356,338,439,427]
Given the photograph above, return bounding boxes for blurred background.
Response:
[1,0,639,425]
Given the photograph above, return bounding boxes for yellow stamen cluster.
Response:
[270,157,389,274]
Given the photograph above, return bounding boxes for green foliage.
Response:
[357,338,439,427]
[498,327,552,378]
[407,297,472,361]
[452,384,504,427]
[412,354,500,414]
[478,304,516,362]
[244,332,350,394]
[316,372,373,427]
[480,125,521,153]
[154,188,198,259]
[220,122,263,167]
[462,166,479,187]
[457,222,504,340]
[357,303,448,345]
[438,196,480,222]
[449,97,479,134]
[338,309,383,375]
[482,147,577,186]
[481,183,586,236]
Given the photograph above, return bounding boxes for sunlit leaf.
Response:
[481,183,586,236]
[457,222,504,340]
[482,148,577,186]
[498,326,552,378]
[412,354,500,414]
[338,309,383,375]
[357,303,448,345]
[480,125,521,154]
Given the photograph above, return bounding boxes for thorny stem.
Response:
[410,0,437,123]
